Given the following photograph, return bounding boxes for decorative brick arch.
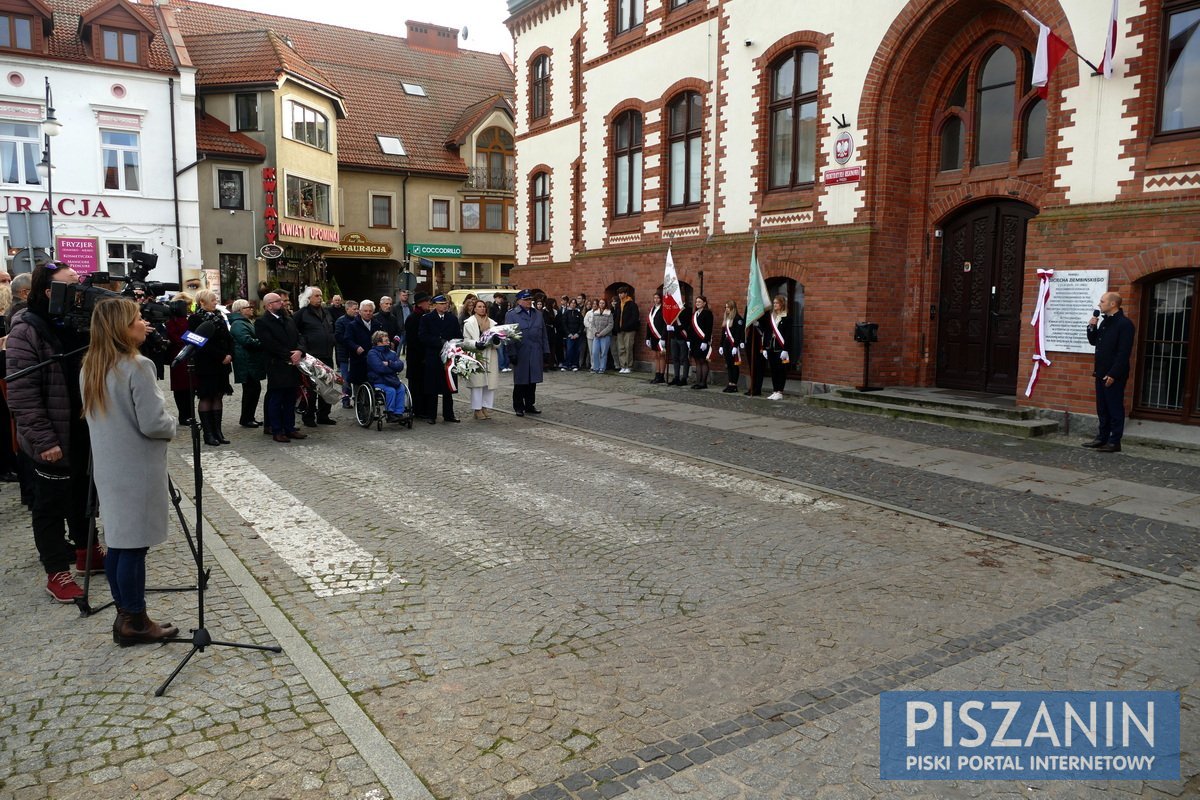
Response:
[848,0,1079,389]
[1126,244,1200,285]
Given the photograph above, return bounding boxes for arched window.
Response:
[531,172,550,244]
[531,55,550,121]
[475,127,514,191]
[612,110,642,216]
[667,91,703,208]
[933,43,1044,172]
[976,46,1016,165]
[768,48,819,189]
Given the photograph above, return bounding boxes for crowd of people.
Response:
[0,264,794,622]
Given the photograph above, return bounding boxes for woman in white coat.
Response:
[81,298,179,646]
[462,299,500,419]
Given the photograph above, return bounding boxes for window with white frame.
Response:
[370,193,393,227]
[106,240,144,278]
[431,198,450,230]
[0,122,41,185]
[101,130,140,191]
[217,169,245,209]
[285,174,330,223]
[283,99,329,150]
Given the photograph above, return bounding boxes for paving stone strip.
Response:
[524,396,1200,582]
[516,578,1153,800]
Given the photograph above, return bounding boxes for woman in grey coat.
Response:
[81,298,179,646]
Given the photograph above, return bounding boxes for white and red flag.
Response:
[662,245,683,326]
[1099,0,1119,79]
[1024,11,1070,99]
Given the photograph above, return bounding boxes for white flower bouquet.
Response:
[479,323,523,347]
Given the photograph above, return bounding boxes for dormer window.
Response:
[0,14,33,50]
[102,27,138,63]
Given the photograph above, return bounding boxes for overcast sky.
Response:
[209,0,514,56]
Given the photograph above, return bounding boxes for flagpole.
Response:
[1022,9,1102,75]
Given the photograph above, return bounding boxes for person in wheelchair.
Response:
[365,330,407,422]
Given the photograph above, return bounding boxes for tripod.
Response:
[156,358,282,696]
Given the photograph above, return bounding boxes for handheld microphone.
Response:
[172,320,216,367]
[1092,309,1101,318]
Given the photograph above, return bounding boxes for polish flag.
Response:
[662,245,683,325]
[1099,0,1119,79]
[1024,11,1070,99]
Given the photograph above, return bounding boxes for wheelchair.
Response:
[353,379,413,430]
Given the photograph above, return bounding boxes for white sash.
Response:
[691,311,706,340]
[648,307,663,339]
[768,314,785,347]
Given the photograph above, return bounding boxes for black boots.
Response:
[650,373,665,384]
[199,410,230,446]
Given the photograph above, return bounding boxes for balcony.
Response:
[465,167,515,193]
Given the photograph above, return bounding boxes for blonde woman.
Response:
[187,289,234,445]
[462,299,500,419]
[81,298,179,646]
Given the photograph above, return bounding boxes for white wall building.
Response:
[0,0,198,287]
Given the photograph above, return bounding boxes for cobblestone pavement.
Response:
[0,370,1196,799]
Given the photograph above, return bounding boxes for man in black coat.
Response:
[1083,291,1136,453]
[293,287,337,426]
[418,294,462,424]
[377,295,401,346]
[404,293,431,419]
[255,292,307,443]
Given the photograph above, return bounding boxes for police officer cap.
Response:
[515,289,532,300]
[432,294,447,303]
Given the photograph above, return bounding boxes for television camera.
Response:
[47,250,187,331]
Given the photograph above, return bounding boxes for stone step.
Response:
[833,388,1042,420]
[806,394,1060,438]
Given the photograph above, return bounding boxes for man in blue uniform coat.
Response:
[504,290,550,416]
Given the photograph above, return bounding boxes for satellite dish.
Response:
[461,26,469,40]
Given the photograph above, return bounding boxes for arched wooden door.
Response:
[935,200,1033,394]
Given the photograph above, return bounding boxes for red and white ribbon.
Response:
[1024,269,1054,397]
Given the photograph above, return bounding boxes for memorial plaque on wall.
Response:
[1045,270,1109,353]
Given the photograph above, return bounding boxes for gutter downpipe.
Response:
[169,77,183,286]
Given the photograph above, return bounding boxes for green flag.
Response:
[745,242,769,326]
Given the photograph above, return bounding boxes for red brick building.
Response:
[507,0,1200,428]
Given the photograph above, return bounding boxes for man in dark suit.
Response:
[1083,291,1135,453]
[404,293,431,420]
[254,292,307,443]
[418,294,462,424]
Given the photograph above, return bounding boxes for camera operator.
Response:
[4,263,100,603]
[81,297,179,645]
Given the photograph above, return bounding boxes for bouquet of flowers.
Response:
[478,323,523,347]
[297,353,344,405]
[439,339,483,392]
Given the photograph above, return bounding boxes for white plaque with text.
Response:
[1045,270,1109,353]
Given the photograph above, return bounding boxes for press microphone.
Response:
[172,320,216,367]
[1092,309,1101,318]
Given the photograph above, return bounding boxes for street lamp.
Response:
[35,77,61,257]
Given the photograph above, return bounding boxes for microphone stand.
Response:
[156,352,282,696]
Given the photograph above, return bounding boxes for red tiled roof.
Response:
[165,0,515,177]
[41,0,178,74]
[183,29,341,99]
[194,111,266,160]
[446,94,513,148]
